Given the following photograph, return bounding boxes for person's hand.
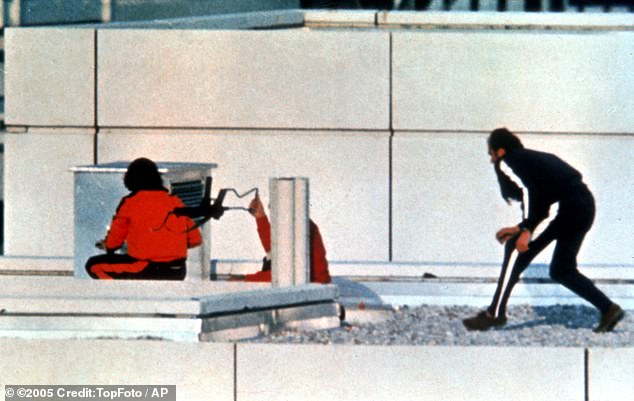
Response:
[496,226,520,244]
[516,230,531,253]
[248,195,266,218]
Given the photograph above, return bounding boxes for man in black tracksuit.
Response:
[465,128,624,332]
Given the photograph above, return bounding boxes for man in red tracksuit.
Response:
[244,195,331,284]
[85,158,202,280]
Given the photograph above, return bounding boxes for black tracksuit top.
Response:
[501,148,583,232]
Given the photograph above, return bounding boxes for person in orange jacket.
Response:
[244,195,331,284]
[85,158,202,280]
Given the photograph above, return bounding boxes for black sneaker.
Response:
[463,311,507,331]
[593,304,625,333]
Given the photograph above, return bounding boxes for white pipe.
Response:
[270,178,295,287]
[293,178,309,285]
[270,177,310,287]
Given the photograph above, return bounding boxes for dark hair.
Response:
[123,158,165,192]
[488,128,525,207]
[494,160,524,205]
[488,127,524,152]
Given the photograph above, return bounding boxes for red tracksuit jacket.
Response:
[105,190,202,261]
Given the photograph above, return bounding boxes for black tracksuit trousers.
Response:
[493,181,613,317]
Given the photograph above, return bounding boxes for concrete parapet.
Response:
[0,339,235,401]
[236,344,585,401]
[0,337,630,401]
[587,348,634,401]
[5,337,634,401]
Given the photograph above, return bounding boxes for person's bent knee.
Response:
[549,264,574,284]
[85,256,100,279]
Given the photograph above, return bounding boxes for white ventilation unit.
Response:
[71,161,216,280]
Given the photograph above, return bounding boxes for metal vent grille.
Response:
[170,180,204,208]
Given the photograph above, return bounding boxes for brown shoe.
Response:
[463,311,507,331]
[593,304,625,333]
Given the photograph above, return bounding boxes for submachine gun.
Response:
[170,177,257,231]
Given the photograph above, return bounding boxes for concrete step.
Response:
[0,276,341,341]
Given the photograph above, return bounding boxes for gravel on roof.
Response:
[248,304,633,347]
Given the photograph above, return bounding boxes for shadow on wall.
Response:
[332,277,384,306]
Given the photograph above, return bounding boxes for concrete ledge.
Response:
[0,256,74,274]
[378,11,634,30]
[214,259,634,280]
[337,280,634,309]
[304,10,377,27]
[0,316,203,342]
[0,277,336,315]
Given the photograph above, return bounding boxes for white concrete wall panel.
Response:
[0,339,235,401]
[4,131,94,256]
[392,132,634,266]
[97,129,390,262]
[393,132,513,264]
[588,348,634,401]
[4,28,95,127]
[97,29,390,129]
[237,344,584,401]
[392,31,634,133]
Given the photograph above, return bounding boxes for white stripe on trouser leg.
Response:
[494,250,519,317]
